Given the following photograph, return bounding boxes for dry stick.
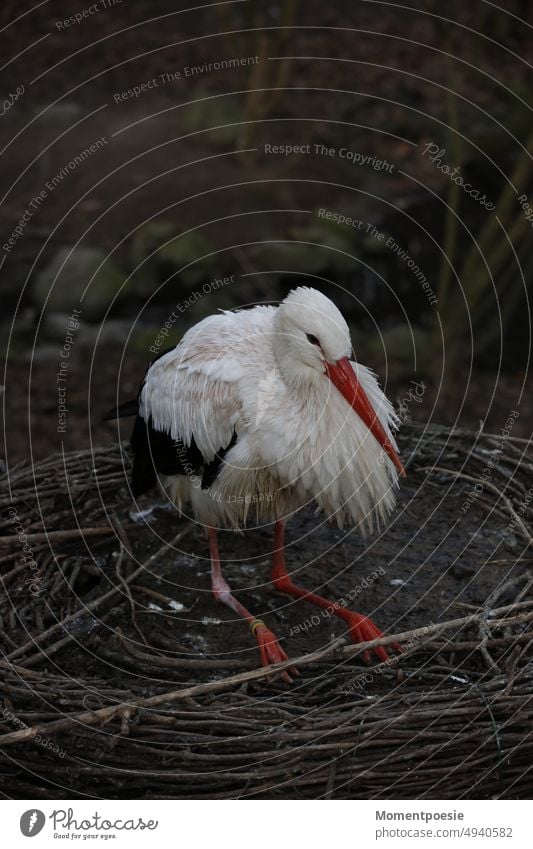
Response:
[0,525,138,548]
[426,633,533,652]
[418,465,533,545]
[0,602,530,747]
[0,638,346,747]
[480,572,533,671]
[130,584,189,609]
[118,634,249,670]
[21,632,93,669]
[0,549,37,567]
[0,550,51,584]
[110,514,148,647]
[4,528,191,665]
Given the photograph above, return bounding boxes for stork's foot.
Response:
[252,620,298,684]
[209,528,298,685]
[271,520,401,668]
[342,610,402,664]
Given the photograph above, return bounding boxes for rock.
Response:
[0,310,36,359]
[41,312,90,342]
[255,218,357,277]
[73,319,136,349]
[34,343,66,362]
[129,222,216,298]
[36,102,84,122]
[158,231,215,287]
[33,247,125,320]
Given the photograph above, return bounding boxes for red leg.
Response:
[271,520,399,664]
[208,528,296,682]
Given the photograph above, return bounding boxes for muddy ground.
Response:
[0,418,531,799]
[9,433,523,685]
[75,475,517,681]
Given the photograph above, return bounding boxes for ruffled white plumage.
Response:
[139,294,400,531]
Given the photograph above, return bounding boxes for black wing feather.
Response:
[112,347,239,498]
[130,414,205,498]
[201,431,238,489]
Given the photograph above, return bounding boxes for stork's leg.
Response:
[271,520,399,663]
[208,528,296,682]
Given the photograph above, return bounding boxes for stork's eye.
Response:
[306,333,320,346]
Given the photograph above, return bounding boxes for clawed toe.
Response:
[254,624,298,683]
[345,612,402,663]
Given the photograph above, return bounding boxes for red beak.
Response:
[325,357,406,477]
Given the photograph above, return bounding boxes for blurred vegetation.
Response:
[431,70,533,374]
[216,0,300,160]
[129,222,216,296]
[10,0,532,383]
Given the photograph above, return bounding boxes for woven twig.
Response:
[0,424,532,799]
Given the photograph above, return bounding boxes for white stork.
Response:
[109,287,404,681]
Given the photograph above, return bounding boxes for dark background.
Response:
[1,0,532,464]
[0,2,532,803]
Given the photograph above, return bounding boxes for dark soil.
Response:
[1,421,532,799]
[6,436,522,684]
[69,473,516,679]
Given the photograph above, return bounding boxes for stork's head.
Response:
[274,286,405,476]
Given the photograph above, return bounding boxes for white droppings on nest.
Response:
[450,675,469,684]
[201,616,222,625]
[129,502,178,523]
[186,633,208,650]
[129,506,157,524]
[176,554,199,568]
[389,578,407,587]
[168,600,185,612]
[152,501,178,512]
[147,602,163,612]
